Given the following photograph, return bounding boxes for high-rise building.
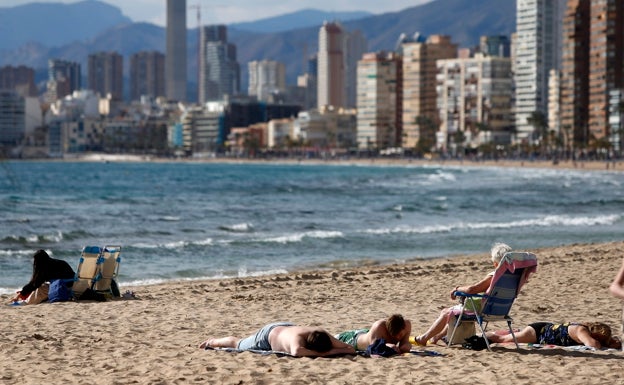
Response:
[166,0,187,102]
[198,25,240,103]
[317,22,345,109]
[248,60,286,102]
[480,35,511,57]
[401,35,457,149]
[88,51,123,100]
[356,52,402,150]
[344,30,368,108]
[130,51,165,101]
[46,59,81,102]
[436,53,513,151]
[588,0,624,147]
[560,0,590,150]
[514,0,566,141]
[0,65,36,98]
[0,90,25,146]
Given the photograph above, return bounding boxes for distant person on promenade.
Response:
[335,314,412,353]
[199,322,356,357]
[486,322,621,349]
[413,243,512,346]
[10,249,75,305]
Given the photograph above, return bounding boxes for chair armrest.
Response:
[453,291,486,298]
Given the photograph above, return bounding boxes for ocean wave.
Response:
[160,216,181,222]
[260,230,344,244]
[363,214,621,235]
[218,223,255,232]
[0,230,64,245]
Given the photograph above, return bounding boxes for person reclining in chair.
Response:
[486,321,622,349]
[413,243,512,346]
[335,314,412,353]
[199,322,356,357]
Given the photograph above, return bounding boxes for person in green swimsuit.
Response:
[336,314,412,353]
[413,243,512,346]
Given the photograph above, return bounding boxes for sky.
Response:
[2,0,433,26]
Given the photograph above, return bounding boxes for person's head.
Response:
[585,322,612,346]
[385,314,407,338]
[305,330,333,352]
[32,249,51,267]
[490,243,512,265]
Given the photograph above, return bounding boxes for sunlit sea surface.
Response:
[1,160,623,294]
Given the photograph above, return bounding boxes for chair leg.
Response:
[507,320,519,350]
[475,318,491,352]
[447,314,462,347]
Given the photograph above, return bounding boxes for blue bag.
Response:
[48,279,72,303]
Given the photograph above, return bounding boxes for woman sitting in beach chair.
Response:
[413,243,512,346]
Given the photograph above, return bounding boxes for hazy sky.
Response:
[2,0,433,26]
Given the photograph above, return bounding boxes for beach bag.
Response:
[48,279,72,303]
[365,338,399,358]
[462,335,489,351]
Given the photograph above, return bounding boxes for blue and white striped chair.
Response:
[448,251,538,351]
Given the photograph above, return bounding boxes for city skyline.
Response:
[2,0,433,27]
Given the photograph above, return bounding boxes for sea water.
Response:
[1,160,623,294]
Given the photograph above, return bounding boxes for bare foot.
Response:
[199,336,239,349]
[412,335,428,346]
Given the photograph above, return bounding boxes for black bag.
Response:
[78,288,107,302]
[462,335,489,351]
[366,338,400,358]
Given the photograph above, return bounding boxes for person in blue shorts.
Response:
[199,322,355,357]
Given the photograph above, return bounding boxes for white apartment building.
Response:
[514,0,566,141]
[436,54,513,151]
[248,60,286,102]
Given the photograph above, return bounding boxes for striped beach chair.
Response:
[448,251,538,351]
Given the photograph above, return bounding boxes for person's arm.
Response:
[571,326,601,349]
[452,275,492,299]
[397,321,412,353]
[292,339,355,357]
[610,259,624,300]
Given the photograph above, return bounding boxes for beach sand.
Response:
[1,241,624,385]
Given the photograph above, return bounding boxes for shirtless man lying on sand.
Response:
[199,322,356,357]
[335,314,412,353]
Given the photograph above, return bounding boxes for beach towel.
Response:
[204,346,445,358]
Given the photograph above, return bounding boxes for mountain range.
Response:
[0,0,516,99]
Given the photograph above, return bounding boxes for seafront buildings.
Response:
[2,1,624,159]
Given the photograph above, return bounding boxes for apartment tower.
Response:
[130,51,165,101]
[356,52,402,150]
[87,52,123,100]
[317,22,345,109]
[514,0,566,141]
[47,59,81,101]
[198,25,240,103]
[166,0,187,101]
[248,60,286,102]
[401,35,457,149]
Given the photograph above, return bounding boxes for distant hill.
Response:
[230,9,373,33]
[0,0,516,99]
[0,0,131,50]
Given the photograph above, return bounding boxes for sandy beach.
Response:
[1,241,623,384]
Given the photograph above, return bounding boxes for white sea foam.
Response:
[220,223,254,232]
[363,214,620,235]
[261,230,343,244]
[160,216,181,222]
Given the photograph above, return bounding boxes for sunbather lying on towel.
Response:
[199,322,356,357]
[335,314,412,353]
[486,322,622,349]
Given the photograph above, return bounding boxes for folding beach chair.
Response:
[448,251,538,351]
[92,245,121,298]
[71,246,103,298]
